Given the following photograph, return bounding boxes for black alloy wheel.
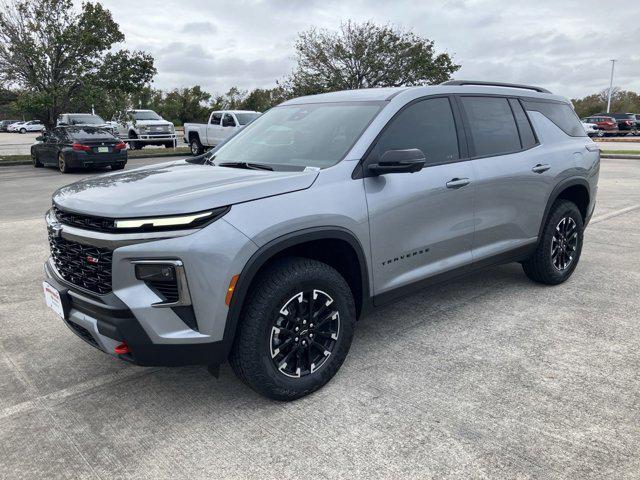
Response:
[270,289,340,378]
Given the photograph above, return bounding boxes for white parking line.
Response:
[590,204,640,224]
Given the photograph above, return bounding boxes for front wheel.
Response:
[19,128,26,134]
[522,200,584,285]
[32,151,43,168]
[58,153,70,173]
[230,257,356,401]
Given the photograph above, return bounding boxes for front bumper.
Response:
[45,259,228,366]
[44,209,258,367]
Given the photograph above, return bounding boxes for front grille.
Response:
[65,320,100,349]
[48,233,113,294]
[53,206,116,233]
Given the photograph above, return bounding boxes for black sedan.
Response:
[31,126,127,173]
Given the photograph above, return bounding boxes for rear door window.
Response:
[210,113,222,125]
[522,100,586,137]
[372,97,460,166]
[460,97,521,157]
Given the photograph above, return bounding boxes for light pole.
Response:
[606,59,616,113]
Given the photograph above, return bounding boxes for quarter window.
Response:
[372,97,459,166]
[522,100,586,137]
[460,97,521,157]
[508,98,537,149]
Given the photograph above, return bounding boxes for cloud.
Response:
[180,21,217,35]
[93,0,640,98]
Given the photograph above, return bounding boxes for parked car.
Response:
[582,115,618,136]
[597,112,638,134]
[32,126,127,173]
[9,120,44,133]
[109,109,177,150]
[43,81,599,400]
[184,110,261,155]
[57,113,115,133]
[581,121,599,137]
[0,119,21,132]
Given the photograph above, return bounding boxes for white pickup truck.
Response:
[183,110,261,155]
[109,109,178,150]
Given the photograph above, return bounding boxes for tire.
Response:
[19,128,26,134]
[596,130,604,137]
[111,163,125,170]
[128,132,140,150]
[190,136,203,156]
[58,153,70,173]
[522,200,584,285]
[32,151,43,168]
[230,257,356,401]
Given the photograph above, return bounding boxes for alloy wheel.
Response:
[551,217,578,271]
[270,289,340,378]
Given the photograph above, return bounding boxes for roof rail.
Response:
[440,80,551,94]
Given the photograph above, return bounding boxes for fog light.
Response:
[135,264,176,282]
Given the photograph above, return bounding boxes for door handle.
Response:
[446,177,471,189]
[531,163,550,174]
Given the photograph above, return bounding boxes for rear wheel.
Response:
[19,128,26,134]
[190,136,203,156]
[522,200,584,285]
[230,257,356,401]
[58,153,70,173]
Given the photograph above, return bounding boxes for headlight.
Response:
[113,206,229,232]
[140,125,150,132]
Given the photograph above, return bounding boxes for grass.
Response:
[0,146,190,164]
[600,150,640,156]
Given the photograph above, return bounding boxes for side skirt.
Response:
[370,243,537,308]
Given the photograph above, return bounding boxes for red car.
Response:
[582,115,619,136]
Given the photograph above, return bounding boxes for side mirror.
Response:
[367,149,426,176]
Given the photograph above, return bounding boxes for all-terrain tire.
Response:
[522,200,584,285]
[229,257,356,401]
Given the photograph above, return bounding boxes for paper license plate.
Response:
[98,146,109,153]
[43,282,65,319]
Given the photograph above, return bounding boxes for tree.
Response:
[159,86,211,125]
[572,88,640,118]
[240,87,289,112]
[0,0,156,127]
[284,21,460,96]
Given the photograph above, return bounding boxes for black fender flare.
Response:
[538,177,590,239]
[219,226,370,361]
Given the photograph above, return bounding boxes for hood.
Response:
[52,160,319,218]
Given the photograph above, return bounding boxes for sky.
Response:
[89,0,640,100]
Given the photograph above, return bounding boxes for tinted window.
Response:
[461,97,521,157]
[211,113,222,124]
[66,127,117,141]
[509,98,537,149]
[222,114,236,127]
[523,100,586,137]
[132,111,161,121]
[373,97,459,166]
[68,114,106,125]
[235,113,260,125]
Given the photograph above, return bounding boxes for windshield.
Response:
[235,112,261,125]
[69,114,105,125]
[132,111,162,121]
[211,102,382,170]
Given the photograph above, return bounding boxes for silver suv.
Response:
[43,81,600,400]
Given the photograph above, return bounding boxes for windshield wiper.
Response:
[218,161,274,171]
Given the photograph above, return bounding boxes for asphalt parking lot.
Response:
[1,157,639,479]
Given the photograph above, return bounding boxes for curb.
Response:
[601,154,640,160]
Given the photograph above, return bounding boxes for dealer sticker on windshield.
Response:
[43,282,64,319]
